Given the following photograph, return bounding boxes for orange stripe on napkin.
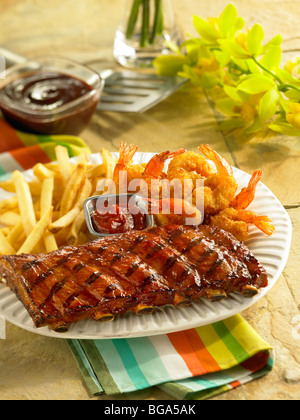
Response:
[0,119,24,153]
[10,145,51,170]
[230,380,241,389]
[168,329,220,376]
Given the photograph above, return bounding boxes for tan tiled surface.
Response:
[0,0,300,400]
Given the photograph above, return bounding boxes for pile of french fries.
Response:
[0,146,116,256]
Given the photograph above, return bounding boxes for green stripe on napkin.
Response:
[67,315,274,400]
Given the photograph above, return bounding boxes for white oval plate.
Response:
[0,153,292,339]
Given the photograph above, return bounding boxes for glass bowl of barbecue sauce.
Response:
[84,194,154,237]
[0,56,104,135]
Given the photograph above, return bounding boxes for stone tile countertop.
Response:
[0,0,299,400]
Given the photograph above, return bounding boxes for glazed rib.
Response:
[0,225,268,332]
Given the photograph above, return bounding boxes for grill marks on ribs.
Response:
[0,225,268,332]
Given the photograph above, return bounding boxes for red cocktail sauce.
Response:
[91,203,148,235]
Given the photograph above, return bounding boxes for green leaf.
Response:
[193,16,220,42]
[276,68,300,85]
[230,57,250,74]
[246,58,263,74]
[218,118,246,131]
[245,117,264,135]
[177,65,220,88]
[282,88,300,101]
[218,39,251,59]
[165,40,183,55]
[218,4,238,37]
[258,88,280,121]
[223,85,243,101]
[199,72,220,89]
[213,49,230,68]
[260,46,282,70]
[279,98,292,113]
[247,24,264,56]
[215,97,240,116]
[235,17,245,32]
[154,55,188,76]
[269,122,300,136]
[262,34,283,53]
[238,75,275,94]
[181,38,205,50]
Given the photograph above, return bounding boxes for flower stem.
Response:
[126,0,142,40]
[251,56,283,85]
[149,0,163,45]
[278,83,300,94]
[141,0,150,47]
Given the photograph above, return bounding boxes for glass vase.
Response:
[113,0,181,69]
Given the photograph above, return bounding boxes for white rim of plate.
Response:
[0,153,293,339]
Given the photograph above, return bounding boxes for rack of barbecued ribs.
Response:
[0,225,268,332]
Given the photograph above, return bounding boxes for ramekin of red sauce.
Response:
[83,194,154,237]
[0,56,104,135]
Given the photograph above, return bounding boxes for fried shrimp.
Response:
[230,169,263,210]
[167,151,215,186]
[210,208,275,242]
[147,197,203,227]
[113,144,186,197]
[143,149,186,182]
[195,145,238,215]
[113,142,139,190]
[141,149,186,198]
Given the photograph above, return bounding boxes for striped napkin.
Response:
[67,315,274,400]
[0,117,90,179]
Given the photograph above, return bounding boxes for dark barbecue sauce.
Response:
[0,71,97,135]
[91,201,148,235]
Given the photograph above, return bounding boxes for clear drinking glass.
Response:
[113,0,181,68]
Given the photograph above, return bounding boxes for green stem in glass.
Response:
[141,0,150,47]
[149,0,163,45]
[126,0,142,40]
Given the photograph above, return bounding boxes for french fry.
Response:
[12,170,36,237]
[67,210,86,245]
[87,163,105,179]
[54,226,72,247]
[0,146,124,257]
[17,207,53,255]
[55,145,73,184]
[77,231,90,245]
[59,163,86,216]
[101,148,115,180]
[6,221,24,245]
[50,178,92,234]
[0,227,11,236]
[44,230,58,253]
[40,177,54,216]
[40,177,58,252]
[1,179,42,196]
[49,207,81,234]
[0,230,16,255]
[0,196,18,212]
[0,211,21,226]
[0,179,15,193]
[28,180,42,197]
[33,163,55,181]
[76,150,89,165]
